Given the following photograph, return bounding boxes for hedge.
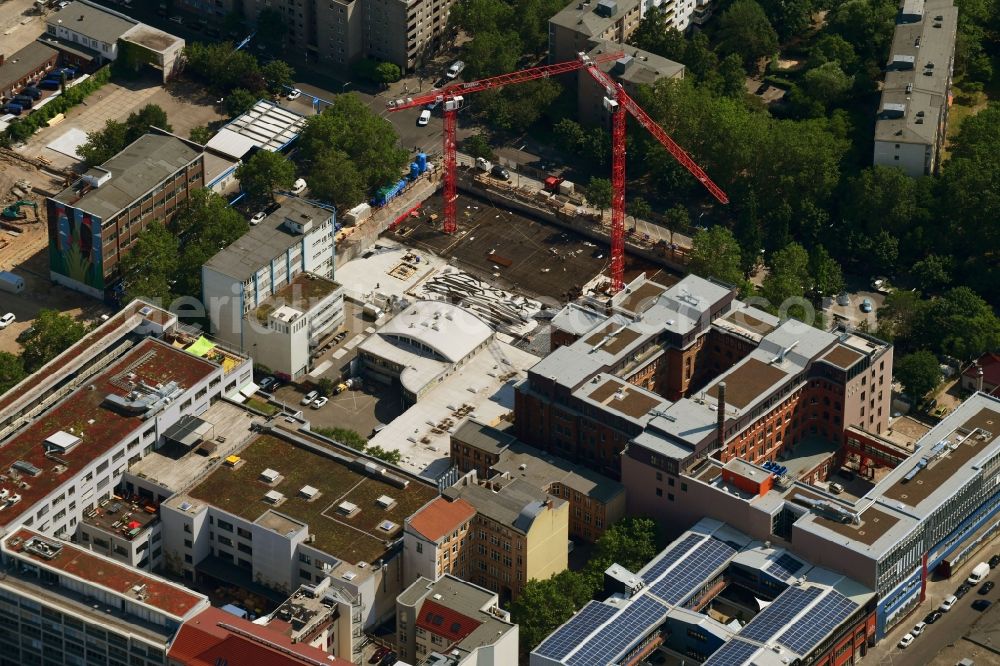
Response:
[4,66,112,143]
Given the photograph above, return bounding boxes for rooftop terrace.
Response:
[6,529,204,618]
[187,433,438,564]
[706,358,787,410]
[254,272,342,322]
[0,338,217,527]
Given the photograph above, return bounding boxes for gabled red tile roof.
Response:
[407,497,476,543]
[416,599,482,644]
[168,607,353,666]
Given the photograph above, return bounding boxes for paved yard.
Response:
[19,75,224,169]
[0,0,48,55]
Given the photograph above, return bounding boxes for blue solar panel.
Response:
[766,553,805,580]
[648,538,737,604]
[703,639,760,666]
[777,591,858,654]
[534,601,619,660]
[566,595,668,666]
[640,534,702,584]
[739,586,823,642]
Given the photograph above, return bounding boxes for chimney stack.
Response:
[717,382,727,448]
[976,364,985,393]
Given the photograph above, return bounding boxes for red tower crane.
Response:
[387,52,729,292]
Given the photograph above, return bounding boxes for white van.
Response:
[446,60,465,79]
[967,562,990,585]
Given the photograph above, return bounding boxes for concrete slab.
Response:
[45,128,89,160]
[308,360,333,377]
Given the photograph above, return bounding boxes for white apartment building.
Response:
[240,272,345,380]
[202,199,337,371]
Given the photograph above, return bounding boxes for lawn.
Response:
[244,397,279,415]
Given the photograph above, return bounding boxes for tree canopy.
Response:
[895,351,943,402]
[715,0,779,71]
[0,352,25,396]
[20,310,88,373]
[118,222,178,306]
[79,104,172,167]
[689,226,743,286]
[236,150,296,201]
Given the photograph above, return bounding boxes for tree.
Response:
[118,222,179,305]
[172,189,250,297]
[374,61,403,87]
[911,254,953,293]
[236,150,296,201]
[809,245,844,296]
[663,205,690,233]
[689,227,743,285]
[587,518,659,577]
[189,125,213,144]
[912,287,1000,361]
[475,79,561,133]
[895,351,943,402]
[313,426,367,451]
[877,289,924,344]
[20,310,88,373]
[630,12,687,61]
[0,352,25,395]
[463,133,495,161]
[183,42,264,93]
[585,177,613,212]
[511,570,593,655]
[734,194,763,274]
[298,94,409,194]
[462,30,522,78]
[685,32,719,80]
[715,0,778,71]
[800,61,853,108]
[759,0,814,41]
[718,53,747,98]
[225,88,257,117]
[762,242,811,315]
[124,104,171,144]
[261,60,295,95]
[365,445,402,465]
[627,197,652,224]
[307,149,366,210]
[79,119,128,167]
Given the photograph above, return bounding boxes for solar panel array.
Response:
[766,553,805,580]
[777,590,858,654]
[640,534,702,583]
[702,639,761,666]
[648,538,737,604]
[534,601,619,661]
[566,595,669,666]
[739,586,823,642]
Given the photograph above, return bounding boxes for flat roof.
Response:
[52,133,201,220]
[612,277,668,315]
[494,443,625,505]
[550,303,608,337]
[444,478,558,534]
[205,100,306,160]
[253,272,341,322]
[584,322,643,356]
[376,301,494,364]
[186,432,438,564]
[47,1,137,44]
[400,575,515,654]
[706,357,788,409]
[203,198,332,281]
[582,376,666,419]
[821,344,864,370]
[0,338,217,527]
[591,41,685,86]
[882,405,999,508]
[7,529,204,617]
[549,0,641,38]
[0,41,58,91]
[121,24,181,53]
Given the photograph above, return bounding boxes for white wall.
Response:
[873,140,929,177]
[402,526,438,587]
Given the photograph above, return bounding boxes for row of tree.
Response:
[0,311,88,394]
[311,426,402,464]
[79,104,172,167]
[183,42,295,117]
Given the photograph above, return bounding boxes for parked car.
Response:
[490,164,510,181]
[38,79,61,90]
[22,86,42,100]
[446,60,465,79]
[250,211,266,225]
[369,647,390,664]
[955,583,972,599]
[860,298,873,313]
[940,594,958,612]
[989,554,1000,569]
[258,376,277,392]
[475,156,492,172]
[911,621,926,636]
[417,109,431,126]
[2,104,23,115]
[311,396,328,409]
[924,610,943,624]
[16,326,35,343]
[379,651,397,666]
[292,178,307,194]
[898,634,914,649]
[287,88,302,101]
[13,95,34,109]
[169,15,183,23]
[0,313,15,329]
[300,390,319,405]
[973,599,992,612]
[980,581,995,595]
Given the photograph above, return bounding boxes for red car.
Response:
[369,646,390,664]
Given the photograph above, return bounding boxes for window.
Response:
[416,542,423,553]
[217,519,233,532]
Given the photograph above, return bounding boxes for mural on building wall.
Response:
[49,203,104,291]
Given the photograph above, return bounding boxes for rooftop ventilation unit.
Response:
[260,468,280,483]
[881,103,906,119]
[376,495,396,509]
[45,431,81,454]
[264,490,285,504]
[338,501,359,515]
[12,460,41,477]
[378,520,398,532]
[299,485,319,500]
